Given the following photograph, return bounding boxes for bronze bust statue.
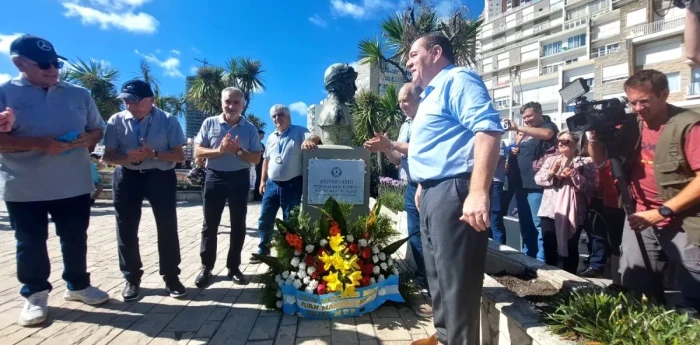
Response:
[314,63,358,146]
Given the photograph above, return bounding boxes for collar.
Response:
[275,125,293,136]
[219,114,247,127]
[420,64,455,100]
[11,75,70,89]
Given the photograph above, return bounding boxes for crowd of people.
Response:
[0,30,699,345]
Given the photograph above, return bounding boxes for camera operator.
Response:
[588,69,700,311]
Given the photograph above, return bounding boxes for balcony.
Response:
[590,46,621,58]
[541,65,560,75]
[563,17,588,31]
[494,97,512,110]
[628,16,685,39]
[688,82,700,97]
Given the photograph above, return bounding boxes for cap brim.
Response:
[57,55,67,61]
[117,93,141,102]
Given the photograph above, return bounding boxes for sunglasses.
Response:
[558,139,572,145]
[29,59,64,70]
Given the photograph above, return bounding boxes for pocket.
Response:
[681,244,700,274]
[656,160,693,187]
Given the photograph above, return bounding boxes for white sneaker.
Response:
[63,286,109,305]
[18,290,49,326]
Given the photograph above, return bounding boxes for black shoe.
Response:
[165,277,187,298]
[90,199,96,206]
[122,282,140,302]
[578,266,604,278]
[195,267,212,288]
[228,269,247,285]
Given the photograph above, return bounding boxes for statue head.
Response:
[324,63,358,103]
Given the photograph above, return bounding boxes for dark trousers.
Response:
[253,162,264,201]
[200,168,250,270]
[420,175,488,345]
[404,182,427,287]
[489,181,506,245]
[541,216,582,274]
[257,176,303,255]
[587,198,625,271]
[7,194,92,297]
[113,167,181,284]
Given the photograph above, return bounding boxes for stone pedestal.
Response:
[302,145,370,222]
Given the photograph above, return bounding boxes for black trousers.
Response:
[200,168,250,270]
[541,216,582,274]
[113,167,181,284]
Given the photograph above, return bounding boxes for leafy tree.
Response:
[245,113,266,132]
[61,58,121,120]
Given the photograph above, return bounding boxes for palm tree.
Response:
[62,58,121,120]
[245,113,266,132]
[224,57,266,115]
[358,1,481,81]
[187,65,226,116]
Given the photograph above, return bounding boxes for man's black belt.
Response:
[419,172,471,189]
[123,167,158,174]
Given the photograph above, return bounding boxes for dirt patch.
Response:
[491,271,560,308]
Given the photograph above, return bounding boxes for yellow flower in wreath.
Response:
[348,270,363,287]
[329,233,346,252]
[342,254,361,275]
[323,271,343,292]
[330,252,345,271]
[319,250,334,271]
[341,283,357,298]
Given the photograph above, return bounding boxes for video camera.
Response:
[560,78,636,140]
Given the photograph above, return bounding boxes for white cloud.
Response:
[330,0,394,19]
[434,0,464,19]
[309,14,328,28]
[136,51,184,78]
[191,47,201,54]
[171,49,180,55]
[90,58,111,66]
[0,73,12,84]
[61,1,159,34]
[189,65,198,75]
[289,102,309,116]
[0,33,23,56]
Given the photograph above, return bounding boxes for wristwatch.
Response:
[659,206,674,218]
[236,148,243,156]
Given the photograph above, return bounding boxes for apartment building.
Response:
[350,61,406,96]
[477,0,698,135]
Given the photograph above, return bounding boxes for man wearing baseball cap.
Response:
[0,34,109,326]
[103,79,188,302]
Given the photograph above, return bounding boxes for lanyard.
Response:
[405,120,412,144]
[277,127,291,154]
[133,116,154,147]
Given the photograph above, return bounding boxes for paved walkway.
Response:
[0,200,434,345]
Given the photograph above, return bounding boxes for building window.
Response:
[666,72,680,92]
[542,41,562,56]
[602,63,629,83]
[565,34,587,50]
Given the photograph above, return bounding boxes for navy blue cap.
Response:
[117,79,154,102]
[9,35,65,64]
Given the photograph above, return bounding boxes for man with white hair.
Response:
[253,104,321,262]
[193,87,263,287]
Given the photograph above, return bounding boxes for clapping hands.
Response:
[0,107,15,133]
[127,139,155,163]
[218,133,241,154]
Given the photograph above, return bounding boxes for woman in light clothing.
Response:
[535,131,598,273]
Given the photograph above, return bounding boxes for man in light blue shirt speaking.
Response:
[407,33,503,345]
[253,104,321,262]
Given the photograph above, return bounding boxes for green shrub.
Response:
[546,286,700,345]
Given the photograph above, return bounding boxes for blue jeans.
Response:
[405,182,427,287]
[516,188,544,261]
[257,176,303,255]
[489,181,506,245]
[7,194,92,297]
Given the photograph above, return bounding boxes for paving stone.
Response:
[296,338,330,345]
[275,324,297,345]
[247,316,280,341]
[371,318,412,341]
[296,319,331,338]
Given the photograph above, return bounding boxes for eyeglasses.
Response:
[271,113,287,119]
[558,139,572,146]
[28,59,63,70]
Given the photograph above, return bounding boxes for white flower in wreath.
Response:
[276,290,282,298]
[378,275,386,283]
[305,286,315,294]
[372,246,380,254]
[307,266,316,275]
[282,271,290,279]
[297,270,307,279]
[275,274,282,283]
[277,280,284,288]
[373,266,381,275]
[303,276,311,285]
[387,258,393,266]
[284,295,297,305]
[358,239,368,247]
[291,257,301,268]
[293,279,303,289]
[372,255,379,264]
[378,252,387,261]
[320,239,328,246]
[276,300,283,309]
[308,280,319,289]
[380,262,388,271]
[298,262,307,271]
[294,249,302,256]
[305,244,314,253]
[393,267,399,275]
[370,277,376,285]
[285,278,293,286]
[289,271,297,279]
[346,235,354,242]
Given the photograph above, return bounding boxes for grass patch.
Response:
[378,177,406,213]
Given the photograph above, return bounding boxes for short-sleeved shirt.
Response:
[494,141,507,182]
[408,65,503,182]
[194,115,263,172]
[396,119,413,182]
[103,106,186,171]
[630,123,700,226]
[0,76,105,202]
[264,124,310,182]
[91,163,100,184]
[516,121,559,190]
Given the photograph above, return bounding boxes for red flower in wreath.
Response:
[361,247,371,260]
[348,243,359,254]
[362,263,374,276]
[285,233,303,251]
[361,276,371,287]
[311,272,319,280]
[304,255,316,267]
[329,221,341,236]
[317,282,327,295]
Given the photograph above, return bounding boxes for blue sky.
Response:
[0,0,483,137]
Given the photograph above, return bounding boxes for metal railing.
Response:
[564,17,588,30]
[482,0,565,39]
[628,16,685,37]
[533,22,552,33]
[541,64,560,75]
[688,82,700,96]
[590,46,621,58]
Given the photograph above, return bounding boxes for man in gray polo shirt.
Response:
[102,79,187,302]
[194,87,263,287]
[253,104,321,262]
[0,35,109,326]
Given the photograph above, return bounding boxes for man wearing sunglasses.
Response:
[102,79,188,302]
[254,104,320,263]
[0,35,109,326]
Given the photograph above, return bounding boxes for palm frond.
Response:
[187,65,225,115]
